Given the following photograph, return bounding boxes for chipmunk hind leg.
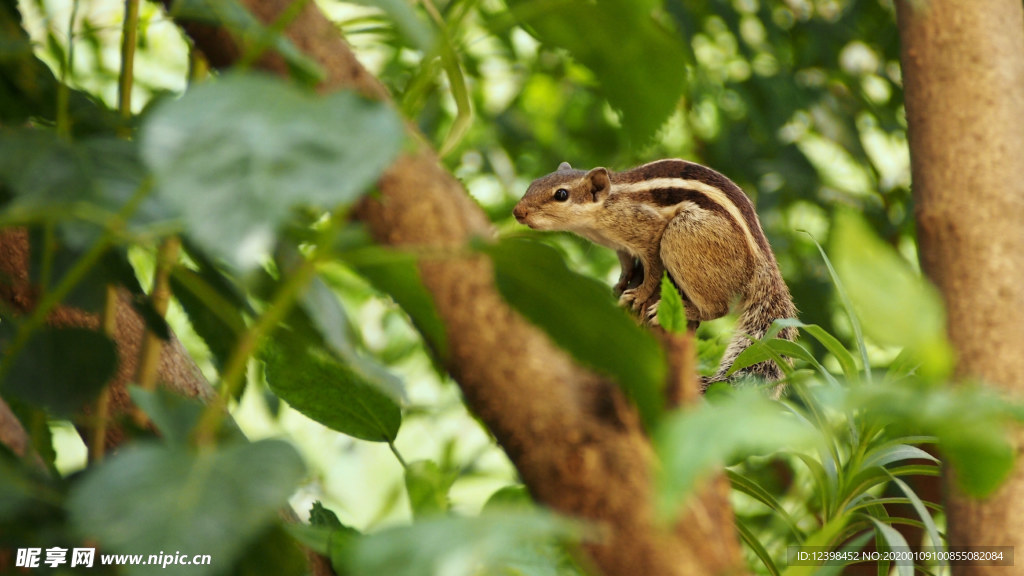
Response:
[658,209,755,323]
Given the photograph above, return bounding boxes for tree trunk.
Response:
[896,1,1024,572]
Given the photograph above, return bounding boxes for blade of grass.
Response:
[802,231,872,384]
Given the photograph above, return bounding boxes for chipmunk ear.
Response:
[558,161,573,171]
[586,167,611,202]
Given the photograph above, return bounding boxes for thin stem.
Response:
[38,222,56,297]
[56,0,81,138]
[118,0,141,136]
[135,236,182,390]
[192,256,319,445]
[88,285,119,463]
[387,440,408,469]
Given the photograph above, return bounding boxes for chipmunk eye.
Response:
[553,188,570,201]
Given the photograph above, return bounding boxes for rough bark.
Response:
[896,1,1024,572]
[164,1,746,574]
[0,228,211,448]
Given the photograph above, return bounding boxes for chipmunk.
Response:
[512,159,797,387]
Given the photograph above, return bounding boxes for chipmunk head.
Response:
[512,162,611,231]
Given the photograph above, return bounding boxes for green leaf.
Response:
[655,389,818,518]
[348,0,435,51]
[736,519,780,576]
[129,386,246,446]
[140,73,404,270]
[860,443,938,470]
[293,273,406,399]
[484,485,532,510]
[777,319,860,384]
[0,326,116,417]
[169,266,246,371]
[341,511,584,576]
[346,247,449,361]
[287,522,360,570]
[234,524,309,576]
[0,449,59,518]
[657,273,686,333]
[0,130,168,247]
[485,237,666,429]
[726,469,802,541]
[262,322,402,442]
[830,211,953,380]
[805,231,872,385]
[887,473,943,561]
[69,440,305,576]
[404,460,453,518]
[864,515,913,576]
[308,501,344,529]
[0,4,122,134]
[508,0,687,143]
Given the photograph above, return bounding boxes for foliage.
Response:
[0,1,1020,576]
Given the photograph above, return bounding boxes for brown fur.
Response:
[513,159,798,387]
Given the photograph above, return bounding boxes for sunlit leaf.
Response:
[776,319,859,383]
[404,460,453,518]
[348,0,435,51]
[831,210,952,380]
[657,273,686,333]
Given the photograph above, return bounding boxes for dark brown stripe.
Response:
[616,159,771,254]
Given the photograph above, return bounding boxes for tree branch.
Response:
[163,1,745,574]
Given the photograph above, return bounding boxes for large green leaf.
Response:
[486,237,666,429]
[69,440,305,576]
[140,73,404,270]
[262,321,402,443]
[507,0,687,143]
[294,272,406,399]
[831,211,953,380]
[0,326,117,417]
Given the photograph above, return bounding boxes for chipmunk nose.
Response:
[512,204,528,222]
